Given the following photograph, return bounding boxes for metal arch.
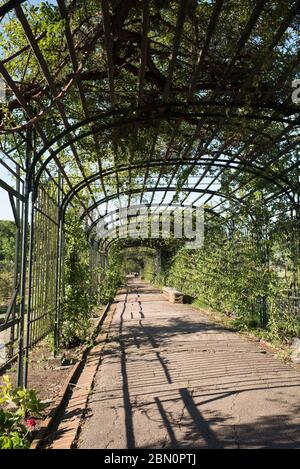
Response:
[105,239,165,256]
[93,204,231,253]
[90,209,220,254]
[103,237,178,253]
[118,246,161,275]
[1,0,298,227]
[29,99,298,160]
[0,0,26,16]
[86,203,222,239]
[101,208,225,252]
[79,187,243,218]
[81,188,252,250]
[29,102,300,191]
[59,159,298,219]
[99,216,203,251]
[98,205,251,252]
[1,0,299,181]
[0,0,299,389]
[120,246,159,255]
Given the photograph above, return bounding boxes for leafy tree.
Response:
[0,221,15,270]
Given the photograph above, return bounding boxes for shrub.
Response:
[0,270,14,305]
[0,376,47,449]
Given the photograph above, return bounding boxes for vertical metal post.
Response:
[295,152,300,293]
[17,129,32,387]
[60,215,65,311]
[23,189,35,387]
[259,296,267,328]
[54,174,62,356]
[9,165,21,359]
[255,191,268,328]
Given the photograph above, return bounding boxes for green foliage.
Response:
[167,240,274,318]
[122,247,156,282]
[0,270,13,305]
[0,221,15,269]
[61,212,123,347]
[162,210,299,345]
[0,409,30,449]
[99,246,124,304]
[0,221,15,304]
[0,375,47,418]
[266,302,300,343]
[98,267,122,304]
[62,211,95,348]
[0,0,298,358]
[0,376,46,450]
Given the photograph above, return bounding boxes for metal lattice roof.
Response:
[0,0,300,241]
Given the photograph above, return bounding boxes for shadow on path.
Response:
[77,279,300,449]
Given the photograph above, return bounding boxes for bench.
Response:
[162,287,184,304]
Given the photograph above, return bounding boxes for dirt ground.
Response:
[0,307,105,404]
[1,343,72,403]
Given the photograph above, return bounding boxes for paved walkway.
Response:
[77,279,300,449]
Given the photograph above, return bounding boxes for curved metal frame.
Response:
[0,0,299,386]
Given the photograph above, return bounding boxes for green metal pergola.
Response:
[0,0,299,386]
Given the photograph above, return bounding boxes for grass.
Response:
[193,298,211,310]
[191,298,293,362]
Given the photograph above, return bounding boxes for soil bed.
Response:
[0,306,105,406]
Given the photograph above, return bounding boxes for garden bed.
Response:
[0,342,70,402]
[0,306,107,448]
[0,306,106,404]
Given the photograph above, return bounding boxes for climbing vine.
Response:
[98,245,124,305]
[163,210,300,343]
[122,208,300,344]
[61,210,96,348]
